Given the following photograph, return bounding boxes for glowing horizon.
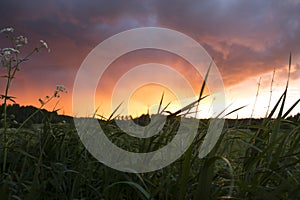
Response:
[4,62,299,119]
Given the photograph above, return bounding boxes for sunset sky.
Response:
[0,0,299,118]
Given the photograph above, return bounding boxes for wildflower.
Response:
[3,49,11,57]
[40,40,50,52]
[2,48,20,54]
[0,27,14,33]
[40,40,48,48]
[1,48,19,64]
[15,36,28,47]
[54,85,67,98]
[56,85,67,92]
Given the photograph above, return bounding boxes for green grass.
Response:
[1,95,299,199]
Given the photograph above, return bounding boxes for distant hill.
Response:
[0,104,73,128]
[1,103,299,129]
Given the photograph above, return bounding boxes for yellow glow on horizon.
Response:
[128,83,182,117]
[5,64,299,119]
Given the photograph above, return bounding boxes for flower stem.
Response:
[2,61,12,173]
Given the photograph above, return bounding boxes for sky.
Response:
[0,0,300,118]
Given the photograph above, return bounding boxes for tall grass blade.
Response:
[178,146,193,200]
[282,98,300,119]
[107,102,123,122]
[270,53,291,143]
[265,68,275,117]
[157,92,164,114]
[168,95,208,117]
[250,77,261,120]
[223,105,248,118]
[92,105,101,118]
[194,156,234,200]
[160,101,171,114]
[178,61,213,200]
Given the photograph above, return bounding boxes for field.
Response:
[1,97,300,199]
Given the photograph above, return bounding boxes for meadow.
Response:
[1,28,300,199]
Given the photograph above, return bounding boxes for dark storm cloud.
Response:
[0,0,300,90]
[153,0,300,82]
[0,0,153,44]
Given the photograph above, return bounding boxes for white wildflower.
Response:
[40,40,50,52]
[16,36,28,47]
[2,48,20,54]
[1,49,11,63]
[40,40,48,49]
[3,50,11,57]
[0,27,14,33]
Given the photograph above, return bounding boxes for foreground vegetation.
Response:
[0,105,300,199]
[1,27,300,199]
